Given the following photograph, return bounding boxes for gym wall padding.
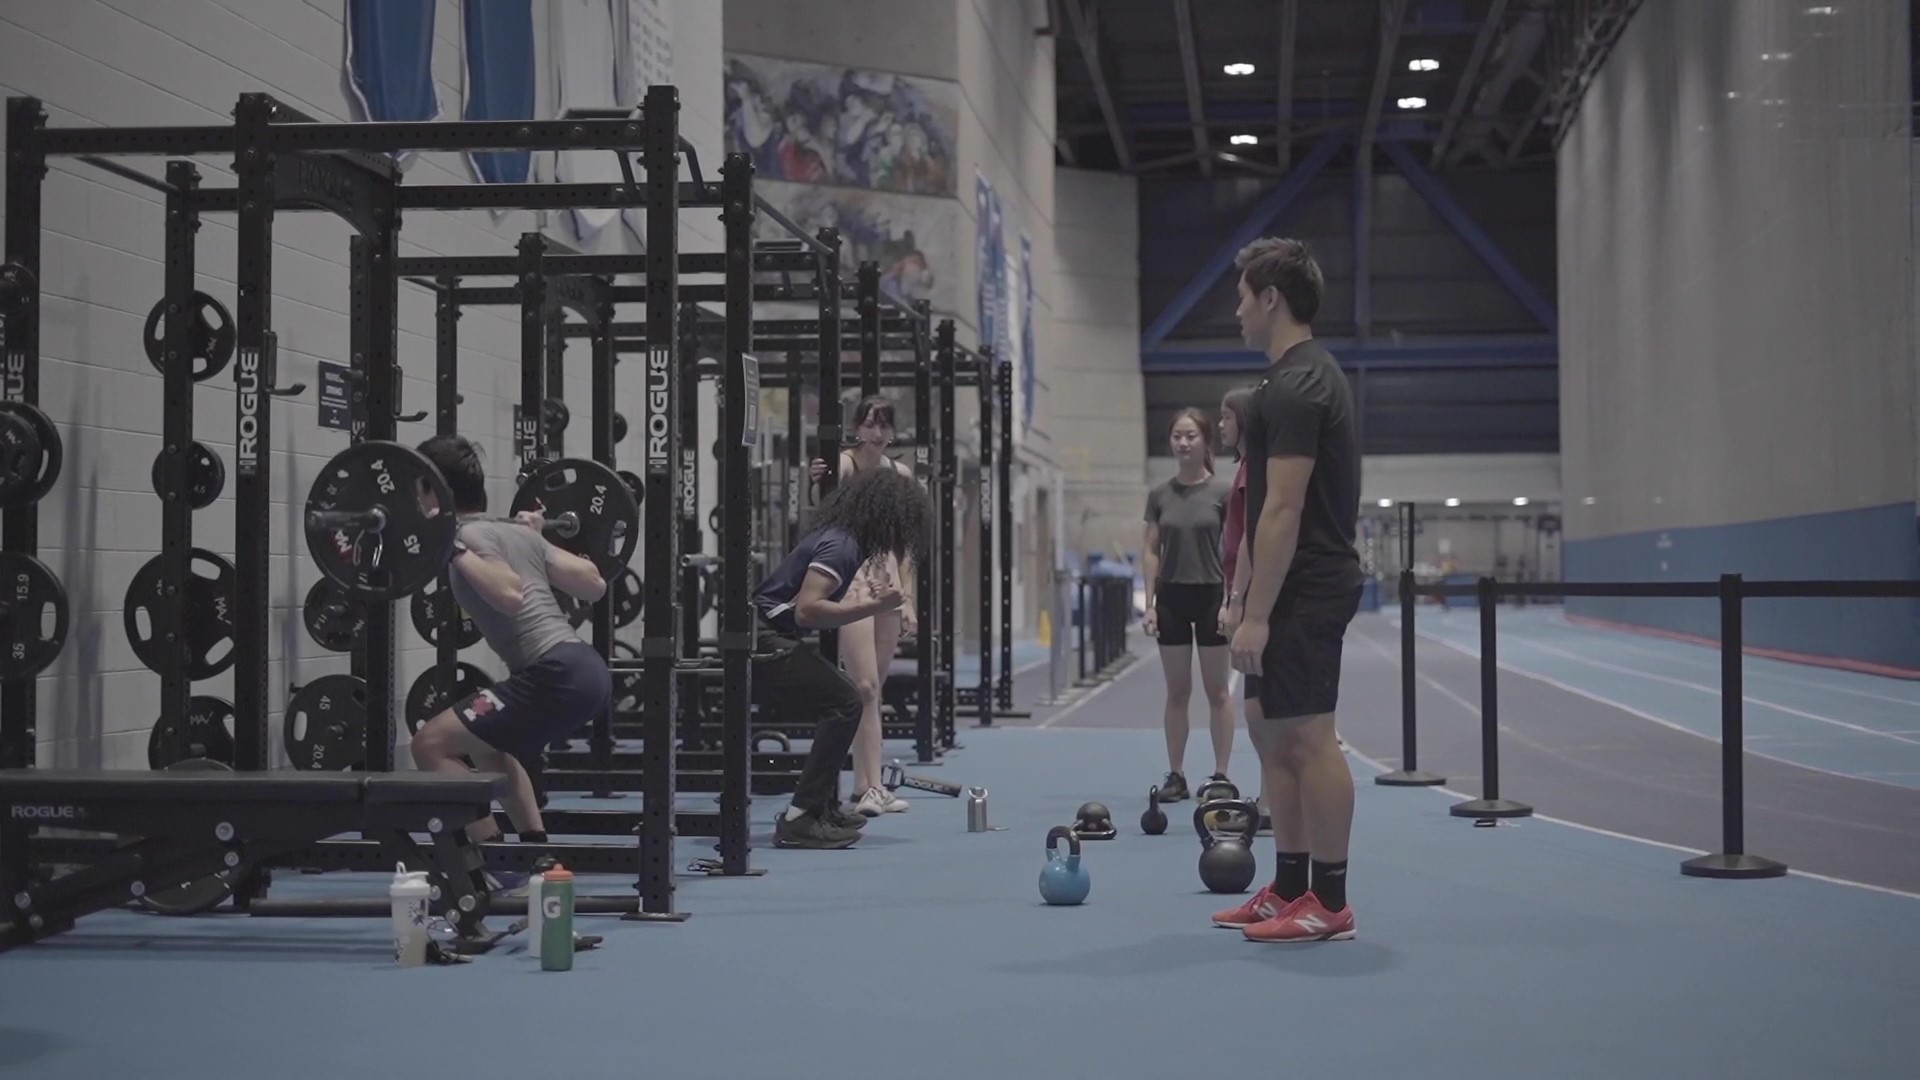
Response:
[1556,0,1917,672]
[0,0,723,769]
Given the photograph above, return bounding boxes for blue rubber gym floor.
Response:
[0,617,1912,1079]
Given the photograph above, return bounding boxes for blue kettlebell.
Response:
[1038,825,1091,906]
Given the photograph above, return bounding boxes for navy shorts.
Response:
[1244,586,1363,722]
[1154,583,1226,647]
[454,641,612,764]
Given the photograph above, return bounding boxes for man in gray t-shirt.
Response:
[408,436,614,891]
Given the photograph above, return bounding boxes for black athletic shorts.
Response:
[1244,585,1364,721]
[455,641,612,764]
[1154,582,1226,647]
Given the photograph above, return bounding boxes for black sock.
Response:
[519,830,548,844]
[1311,859,1348,912]
[1272,852,1310,902]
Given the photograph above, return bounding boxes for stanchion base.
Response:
[1449,797,1532,819]
[1375,769,1447,788]
[1680,852,1788,880]
[621,910,693,923]
[995,709,1033,719]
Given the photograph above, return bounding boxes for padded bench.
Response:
[0,768,505,950]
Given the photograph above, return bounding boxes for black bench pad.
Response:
[0,769,504,806]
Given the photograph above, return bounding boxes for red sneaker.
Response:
[1242,891,1355,943]
[1211,884,1297,928]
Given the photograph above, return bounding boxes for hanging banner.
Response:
[1020,233,1035,434]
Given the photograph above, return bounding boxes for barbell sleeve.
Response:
[542,511,581,539]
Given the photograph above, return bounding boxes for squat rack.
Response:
[2,87,708,920]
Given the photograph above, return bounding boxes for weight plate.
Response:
[283,673,367,771]
[302,578,362,653]
[543,398,570,434]
[405,662,494,735]
[612,639,640,661]
[135,758,238,917]
[410,575,481,649]
[612,412,628,444]
[0,551,69,680]
[151,440,225,510]
[305,441,458,602]
[617,470,645,505]
[0,408,42,508]
[142,290,236,382]
[510,457,638,581]
[611,568,643,628]
[0,402,61,509]
[124,548,236,680]
[146,696,237,770]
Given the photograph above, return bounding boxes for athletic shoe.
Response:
[1156,772,1190,802]
[773,811,861,849]
[1242,891,1356,943]
[824,803,869,830]
[1210,884,1294,928]
[855,786,909,816]
[485,870,531,897]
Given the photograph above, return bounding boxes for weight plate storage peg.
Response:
[135,759,241,916]
[305,441,458,602]
[150,441,225,510]
[283,674,368,771]
[406,663,494,735]
[123,548,236,680]
[510,457,639,581]
[146,696,237,770]
[410,575,482,649]
[142,291,236,382]
[0,401,62,509]
[0,551,70,680]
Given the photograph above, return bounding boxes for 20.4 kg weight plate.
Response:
[305,442,458,602]
[0,401,62,509]
[147,696,237,770]
[406,662,493,735]
[0,551,69,680]
[124,549,236,680]
[510,458,638,582]
[135,758,239,917]
[284,673,366,771]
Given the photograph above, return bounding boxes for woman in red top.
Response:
[1216,385,1256,637]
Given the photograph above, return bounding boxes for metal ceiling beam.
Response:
[1431,0,1509,168]
[1276,0,1298,171]
[1171,0,1212,177]
[1061,0,1132,169]
[1357,0,1410,164]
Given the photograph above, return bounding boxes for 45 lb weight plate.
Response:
[0,551,69,680]
[305,442,458,602]
[510,458,638,581]
[124,549,236,680]
[284,674,367,771]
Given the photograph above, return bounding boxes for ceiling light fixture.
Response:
[1223,62,1256,76]
[1229,134,1258,146]
[1397,96,1428,109]
[1408,58,1439,72]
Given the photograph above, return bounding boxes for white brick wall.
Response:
[0,0,722,768]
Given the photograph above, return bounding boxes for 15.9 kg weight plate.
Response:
[406,662,493,735]
[124,549,236,680]
[0,401,62,509]
[284,673,366,771]
[147,696,237,770]
[510,458,638,582]
[0,551,69,680]
[305,442,457,602]
[135,757,239,916]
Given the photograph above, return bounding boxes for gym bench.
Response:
[0,768,502,950]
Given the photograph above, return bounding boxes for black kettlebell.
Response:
[1194,777,1240,805]
[1194,798,1261,894]
[1141,786,1169,835]
[1073,801,1116,840]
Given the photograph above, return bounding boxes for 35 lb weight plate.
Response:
[0,402,62,509]
[151,440,225,510]
[405,662,494,735]
[284,673,367,771]
[142,290,236,382]
[410,575,481,649]
[305,441,458,602]
[302,578,361,653]
[134,758,239,917]
[0,551,69,680]
[124,549,236,680]
[147,696,237,770]
[510,458,638,581]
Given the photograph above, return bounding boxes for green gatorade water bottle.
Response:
[539,864,574,971]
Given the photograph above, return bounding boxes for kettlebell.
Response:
[1038,825,1091,906]
[1073,801,1116,840]
[1194,777,1241,806]
[1193,798,1261,894]
[1141,786,1169,835]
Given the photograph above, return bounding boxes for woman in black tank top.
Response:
[807,395,920,816]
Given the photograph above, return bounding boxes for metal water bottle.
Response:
[388,863,430,968]
[967,787,990,833]
[539,864,574,971]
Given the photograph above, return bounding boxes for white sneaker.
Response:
[856,786,910,816]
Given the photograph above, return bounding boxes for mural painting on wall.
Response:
[723,53,958,196]
[754,179,957,313]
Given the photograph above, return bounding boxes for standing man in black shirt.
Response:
[1211,238,1366,944]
